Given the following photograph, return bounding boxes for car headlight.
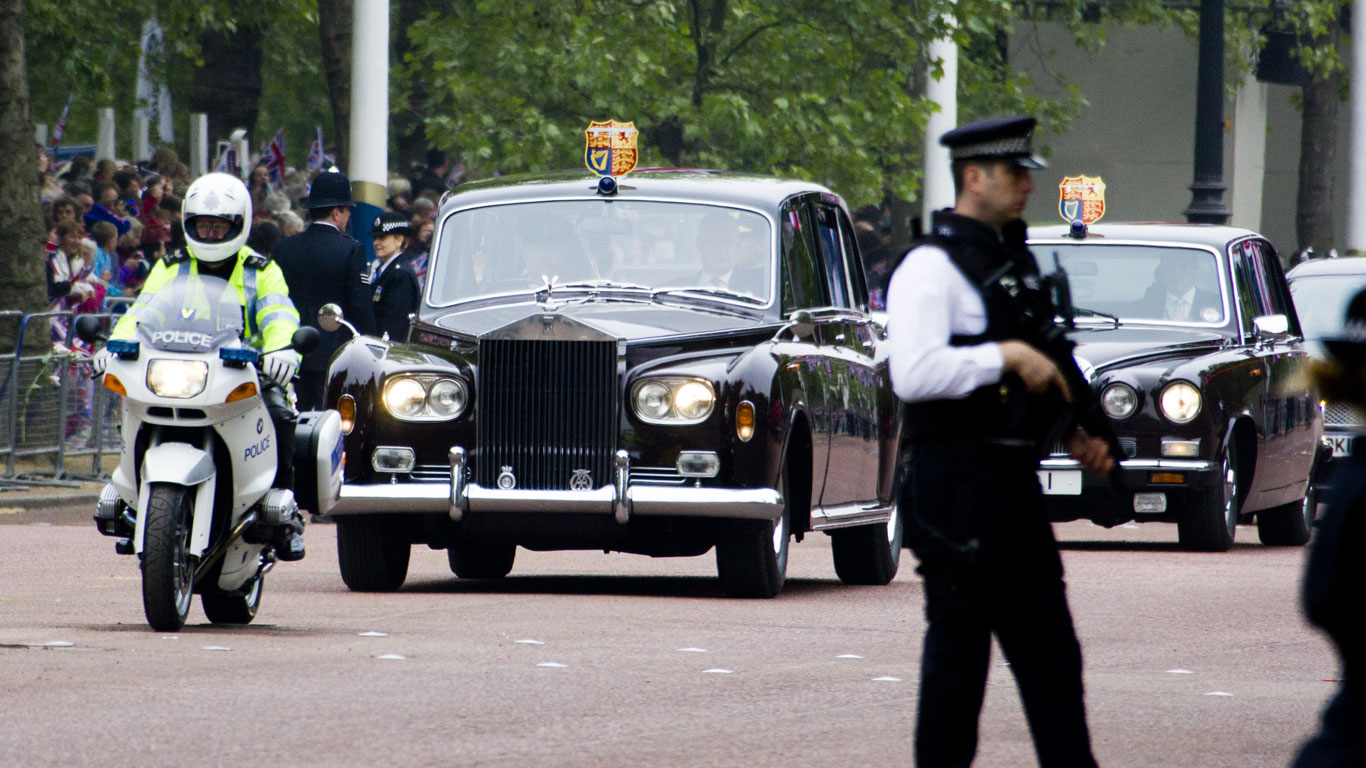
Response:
[1160,381,1202,423]
[382,375,469,421]
[1100,382,1138,420]
[146,359,209,399]
[630,377,716,424]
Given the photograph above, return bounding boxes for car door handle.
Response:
[834,333,846,342]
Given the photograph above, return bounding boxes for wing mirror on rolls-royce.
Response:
[1253,314,1290,345]
[779,309,817,343]
[318,303,360,338]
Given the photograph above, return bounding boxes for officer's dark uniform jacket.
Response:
[272,222,378,374]
[372,257,421,342]
[902,210,1067,449]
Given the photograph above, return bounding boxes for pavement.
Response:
[0,479,105,524]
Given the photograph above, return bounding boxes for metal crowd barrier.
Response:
[1,300,133,489]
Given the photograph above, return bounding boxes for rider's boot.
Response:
[276,513,306,562]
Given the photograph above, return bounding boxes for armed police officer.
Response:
[92,172,307,561]
[886,116,1113,767]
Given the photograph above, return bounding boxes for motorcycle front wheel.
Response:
[142,483,197,631]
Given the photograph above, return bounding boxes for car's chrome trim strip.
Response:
[810,502,894,531]
[1039,457,1213,471]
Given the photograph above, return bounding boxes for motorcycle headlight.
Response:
[1160,381,1202,423]
[146,359,209,399]
[1100,383,1138,420]
[630,377,715,424]
[382,375,469,421]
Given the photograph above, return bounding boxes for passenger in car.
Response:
[519,217,595,285]
[1142,252,1220,322]
[694,210,768,297]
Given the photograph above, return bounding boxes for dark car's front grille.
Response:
[1323,402,1364,428]
[475,338,618,491]
[1049,436,1137,458]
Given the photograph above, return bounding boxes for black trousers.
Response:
[903,440,1097,768]
[294,368,326,413]
[262,380,296,490]
[1292,680,1364,767]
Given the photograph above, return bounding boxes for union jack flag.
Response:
[258,128,287,190]
[51,95,72,149]
[306,126,325,172]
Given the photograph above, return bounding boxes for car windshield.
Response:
[1043,244,1227,325]
[428,200,773,305]
[1289,272,1366,340]
[132,272,245,352]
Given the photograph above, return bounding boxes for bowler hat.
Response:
[305,170,354,209]
[940,115,1047,170]
[1323,288,1366,363]
[369,210,414,238]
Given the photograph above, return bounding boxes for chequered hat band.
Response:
[950,136,1033,160]
[376,220,409,234]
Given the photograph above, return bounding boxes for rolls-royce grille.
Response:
[1323,402,1364,428]
[1049,436,1137,458]
[475,338,618,491]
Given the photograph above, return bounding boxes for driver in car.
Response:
[92,172,308,561]
[694,211,768,298]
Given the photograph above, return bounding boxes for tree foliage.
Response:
[399,0,1088,209]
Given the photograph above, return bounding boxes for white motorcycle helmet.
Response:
[182,172,252,264]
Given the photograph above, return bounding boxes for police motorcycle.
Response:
[75,273,344,632]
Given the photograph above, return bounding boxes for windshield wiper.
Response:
[1072,306,1120,324]
[652,286,760,302]
[556,279,652,291]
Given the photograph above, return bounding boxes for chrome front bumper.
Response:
[328,446,784,523]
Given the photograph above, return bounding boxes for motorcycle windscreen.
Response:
[135,272,247,353]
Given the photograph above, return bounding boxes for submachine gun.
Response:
[1036,252,1132,524]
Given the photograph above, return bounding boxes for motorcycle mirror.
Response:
[74,315,104,344]
[317,304,345,333]
[292,326,322,356]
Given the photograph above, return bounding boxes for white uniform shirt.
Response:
[886,243,1005,403]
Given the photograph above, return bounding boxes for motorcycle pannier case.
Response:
[293,410,344,515]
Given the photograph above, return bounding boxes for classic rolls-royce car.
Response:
[320,169,903,597]
[1286,255,1366,493]
[1029,223,1321,551]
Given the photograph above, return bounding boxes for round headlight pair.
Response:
[382,375,468,421]
[1100,380,1201,423]
[630,377,715,424]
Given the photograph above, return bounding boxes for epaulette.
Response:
[163,248,191,264]
[244,251,272,270]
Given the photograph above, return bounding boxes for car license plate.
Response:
[1038,470,1082,495]
[1327,436,1352,457]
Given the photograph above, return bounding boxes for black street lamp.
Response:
[1184,0,1232,224]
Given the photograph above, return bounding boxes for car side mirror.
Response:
[292,326,321,356]
[1254,314,1290,340]
[781,309,816,343]
[317,303,345,332]
[74,315,104,345]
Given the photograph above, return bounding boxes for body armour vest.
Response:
[902,210,1066,446]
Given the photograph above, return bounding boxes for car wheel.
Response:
[1256,484,1316,547]
[201,576,263,625]
[716,489,790,599]
[336,516,411,592]
[447,539,516,579]
[1178,448,1239,552]
[830,501,903,585]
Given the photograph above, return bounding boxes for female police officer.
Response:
[886,116,1112,767]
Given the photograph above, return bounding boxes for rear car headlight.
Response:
[146,359,209,399]
[1100,383,1138,420]
[1159,381,1202,423]
[382,375,469,421]
[630,377,716,424]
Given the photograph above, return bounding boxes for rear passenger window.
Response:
[780,202,822,312]
[812,206,850,308]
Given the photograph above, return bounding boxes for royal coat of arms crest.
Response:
[1058,175,1106,225]
[584,120,638,177]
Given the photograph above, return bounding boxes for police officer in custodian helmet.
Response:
[273,171,378,411]
[884,116,1114,767]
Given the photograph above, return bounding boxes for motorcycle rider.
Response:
[91,172,307,561]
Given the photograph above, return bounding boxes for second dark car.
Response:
[1029,222,1321,551]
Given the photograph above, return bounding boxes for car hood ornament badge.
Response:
[570,469,592,491]
[497,466,516,490]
